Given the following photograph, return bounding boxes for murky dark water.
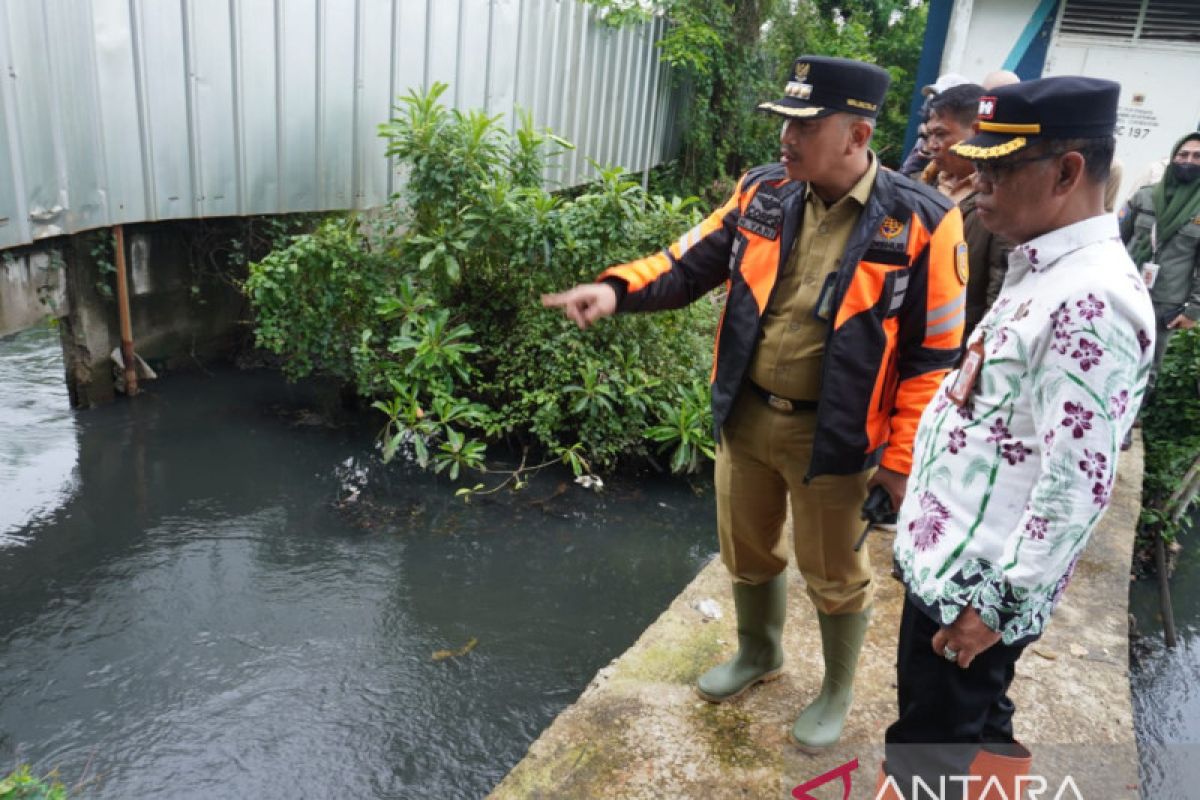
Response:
[1130,520,1200,799]
[0,323,716,799]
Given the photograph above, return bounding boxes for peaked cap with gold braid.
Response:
[757,55,889,121]
[951,76,1120,160]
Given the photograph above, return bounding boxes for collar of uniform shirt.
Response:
[1006,213,1123,278]
[804,151,878,213]
[937,170,974,203]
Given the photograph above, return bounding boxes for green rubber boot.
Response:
[695,574,787,703]
[790,607,871,751]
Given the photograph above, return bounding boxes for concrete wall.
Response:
[941,0,1043,81]
[54,220,263,408]
[1043,38,1200,205]
[0,244,68,338]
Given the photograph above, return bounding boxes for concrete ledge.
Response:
[492,441,1144,799]
[0,243,67,337]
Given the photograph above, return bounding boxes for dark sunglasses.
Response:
[971,152,1060,184]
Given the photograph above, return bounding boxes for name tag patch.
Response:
[739,187,784,240]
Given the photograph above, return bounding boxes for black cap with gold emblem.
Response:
[951,76,1120,160]
[757,55,890,120]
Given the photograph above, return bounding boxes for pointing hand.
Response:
[541,283,618,330]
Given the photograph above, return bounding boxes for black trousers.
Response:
[884,594,1029,792]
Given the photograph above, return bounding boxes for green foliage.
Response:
[0,766,67,800]
[1140,328,1200,544]
[645,378,717,473]
[589,0,928,202]
[246,217,390,383]
[796,1,928,165]
[247,85,717,483]
[218,214,317,272]
[246,2,931,485]
[88,231,116,300]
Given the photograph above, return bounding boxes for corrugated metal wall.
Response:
[0,0,678,250]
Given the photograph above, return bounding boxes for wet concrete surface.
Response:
[493,438,1146,799]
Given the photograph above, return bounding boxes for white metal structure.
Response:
[937,0,1200,203]
[0,0,678,250]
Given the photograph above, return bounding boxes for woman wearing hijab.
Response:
[1120,132,1200,390]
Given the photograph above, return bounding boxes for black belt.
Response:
[745,381,818,413]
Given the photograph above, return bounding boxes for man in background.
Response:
[981,69,1019,90]
[923,83,1013,339]
[900,73,970,177]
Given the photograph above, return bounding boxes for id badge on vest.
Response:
[813,272,838,323]
[948,339,985,406]
[1141,261,1160,289]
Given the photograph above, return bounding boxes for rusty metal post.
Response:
[112,225,138,396]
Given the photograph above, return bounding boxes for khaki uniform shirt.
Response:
[935,169,974,204]
[748,155,878,400]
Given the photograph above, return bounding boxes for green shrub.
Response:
[246,84,718,482]
[1140,328,1200,544]
[0,766,67,800]
[245,217,390,385]
[588,0,928,203]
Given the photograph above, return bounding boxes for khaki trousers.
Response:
[715,390,874,615]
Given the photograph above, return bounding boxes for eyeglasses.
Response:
[971,152,1060,185]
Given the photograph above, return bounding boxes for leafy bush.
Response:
[588,0,928,203]
[0,766,67,800]
[246,84,718,481]
[1140,328,1200,544]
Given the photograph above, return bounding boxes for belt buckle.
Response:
[767,394,794,413]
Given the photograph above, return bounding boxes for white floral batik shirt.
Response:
[894,214,1155,644]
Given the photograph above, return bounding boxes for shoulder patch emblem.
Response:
[880,216,905,239]
[955,241,969,286]
[1118,205,1129,221]
[871,214,911,254]
[1193,213,1200,226]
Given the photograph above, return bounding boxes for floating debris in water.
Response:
[432,637,479,661]
[575,475,604,492]
[693,599,723,621]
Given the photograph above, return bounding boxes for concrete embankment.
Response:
[493,441,1145,799]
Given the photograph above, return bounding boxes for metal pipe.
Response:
[112,225,139,396]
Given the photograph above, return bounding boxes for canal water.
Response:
[1130,520,1200,798]
[6,322,1200,798]
[0,323,716,799]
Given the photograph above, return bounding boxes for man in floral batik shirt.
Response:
[877,77,1156,797]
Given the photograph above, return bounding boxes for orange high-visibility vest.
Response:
[601,162,966,478]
